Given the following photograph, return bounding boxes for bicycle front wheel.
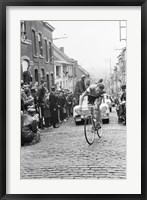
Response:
[96,122,103,138]
[84,116,95,145]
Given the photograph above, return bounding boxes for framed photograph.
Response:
[0,0,146,199]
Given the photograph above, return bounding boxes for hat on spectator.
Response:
[23,84,29,89]
[31,87,36,93]
[121,84,126,89]
[81,74,86,78]
[51,86,55,91]
[41,77,47,83]
[21,80,24,86]
[24,88,30,94]
[55,90,60,94]
[27,107,36,113]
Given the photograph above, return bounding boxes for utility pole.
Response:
[105,59,112,94]
[105,58,111,78]
[119,21,126,42]
[53,35,68,40]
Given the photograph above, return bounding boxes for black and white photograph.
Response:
[21,20,127,180]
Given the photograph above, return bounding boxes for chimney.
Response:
[60,47,64,53]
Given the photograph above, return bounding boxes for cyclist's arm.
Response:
[79,90,88,107]
[97,96,103,109]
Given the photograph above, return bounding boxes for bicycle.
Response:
[82,104,103,145]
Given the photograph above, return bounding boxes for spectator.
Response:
[43,92,51,128]
[74,75,86,105]
[23,66,32,84]
[120,85,126,102]
[49,86,59,128]
[31,87,38,113]
[66,91,73,117]
[55,90,61,124]
[37,78,47,129]
[86,79,90,89]
[21,107,40,146]
[59,91,66,122]
[24,88,34,110]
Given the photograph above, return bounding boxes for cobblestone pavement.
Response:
[21,107,126,179]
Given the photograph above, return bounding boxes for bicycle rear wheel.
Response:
[84,116,95,145]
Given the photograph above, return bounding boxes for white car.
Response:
[73,95,110,125]
[100,97,110,123]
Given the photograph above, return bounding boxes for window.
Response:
[49,42,52,61]
[38,33,43,56]
[56,66,60,77]
[45,39,48,62]
[46,74,50,91]
[21,21,27,40]
[22,59,29,72]
[41,69,45,78]
[32,30,37,56]
[50,73,54,87]
[35,69,39,82]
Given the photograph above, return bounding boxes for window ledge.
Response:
[39,55,44,59]
[21,38,32,44]
[33,54,38,58]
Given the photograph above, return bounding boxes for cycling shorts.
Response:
[88,95,97,104]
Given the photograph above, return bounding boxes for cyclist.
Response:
[79,82,105,129]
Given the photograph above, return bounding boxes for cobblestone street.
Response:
[21,107,126,179]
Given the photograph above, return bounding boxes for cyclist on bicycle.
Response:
[79,82,105,129]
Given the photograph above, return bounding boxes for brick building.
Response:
[21,21,55,91]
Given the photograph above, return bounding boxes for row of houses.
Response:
[21,21,90,93]
[104,47,126,96]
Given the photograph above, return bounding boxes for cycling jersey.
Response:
[85,84,105,104]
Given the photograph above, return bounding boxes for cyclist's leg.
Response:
[94,99,101,128]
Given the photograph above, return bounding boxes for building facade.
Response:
[110,47,126,96]
[21,21,55,91]
[75,63,90,82]
[53,45,77,93]
[53,45,90,93]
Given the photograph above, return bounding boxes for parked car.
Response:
[73,95,110,125]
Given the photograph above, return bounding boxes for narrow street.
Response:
[21,107,126,179]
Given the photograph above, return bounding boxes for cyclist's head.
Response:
[95,83,105,93]
[121,84,126,92]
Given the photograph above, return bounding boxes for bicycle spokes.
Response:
[84,117,95,145]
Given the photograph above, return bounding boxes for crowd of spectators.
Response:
[21,79,76,146]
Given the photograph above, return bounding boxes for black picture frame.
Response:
[0,0,146,199]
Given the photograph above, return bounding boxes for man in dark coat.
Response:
[23,66,32,84]
[74,75,86,105]
[37,78,47,129]
[120,84,126,102]
[49,86,59,128]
